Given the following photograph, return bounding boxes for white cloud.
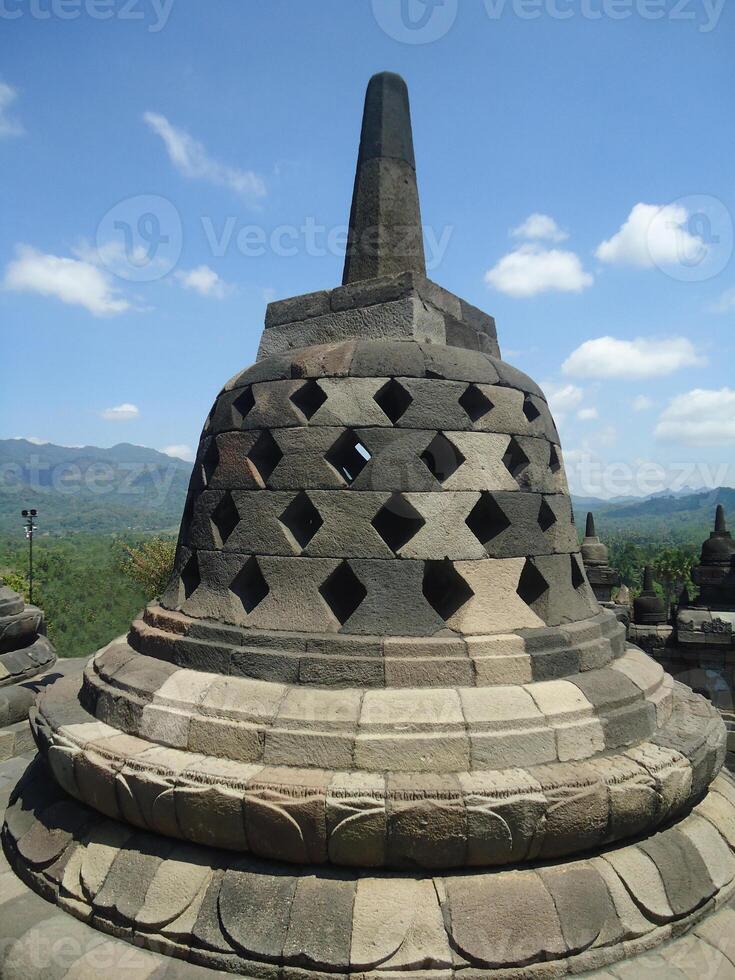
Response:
[577,407,599,421]
[709,288,735,314]
[596,202,707,269]
[511,213,568,243]
[2,245,130,316]
[12,436,48,445]
[633,395,654,412]
[484,244,593,298]
[161,444,195,462]
[542,382,584,424]
[101,403,140,421]
[655,388,735,446]
[175,265,231,299]
[143,112,266,202]
[562,336,705,379]
[0,81,23,138]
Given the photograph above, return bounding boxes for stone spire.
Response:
[342,71,426,284]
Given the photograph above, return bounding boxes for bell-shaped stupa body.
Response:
[6,73,735,979]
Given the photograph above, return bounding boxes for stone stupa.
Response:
[5,73,735,978]
[0,576,56,758]
[579,512,620,606]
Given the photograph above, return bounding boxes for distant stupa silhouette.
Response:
[5,73,735,978]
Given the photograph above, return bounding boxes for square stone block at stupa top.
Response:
[258,271,500,360]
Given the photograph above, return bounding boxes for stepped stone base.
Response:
[2,663,735,978]
[5,752,735,978]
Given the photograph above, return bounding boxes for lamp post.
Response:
[21,509,37,605]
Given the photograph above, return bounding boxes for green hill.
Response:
[571,487,735,549]
[0,439,191,535]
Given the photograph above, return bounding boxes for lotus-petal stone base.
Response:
[6,755,735,978]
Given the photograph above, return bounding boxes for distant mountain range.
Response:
[570,487,735,544]
[0,439,192,535]
[0,439,732,543]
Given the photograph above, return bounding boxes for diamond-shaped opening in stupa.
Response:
[279,491,324,550]
[502,436,530,481]
[211,492,240,547]
[319,561,367,625]
[232,387,256,426]
[201,440,220,486]
[248,430,283,483]
[373,379,413,424]
[423,559,474,621]
[326,430,372,485]
[517,558,549,607]
[571,554,586,590]
[538,498,557,533]
[523,396,541,423]
[420,433,465,483]
[549,444,561,473]
[181,554,201,600]
[372,493,426,553]
[459,383,493,423]
[290,379,328,421]
[229,556,270,614]
[180,493,195,540]
[465,492,511,548]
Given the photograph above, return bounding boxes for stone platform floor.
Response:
[3,660,735,978]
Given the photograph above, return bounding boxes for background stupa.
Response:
[0,576,56,759]
[3,73,735,979]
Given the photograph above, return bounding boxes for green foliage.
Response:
[0,534,152,659]
[653,548,696,607]
[119,538,176,600]
[602,533,697,604]
[1,568,29,601]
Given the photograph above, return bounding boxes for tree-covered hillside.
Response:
[1,534,155,659]
[0,439,191,534]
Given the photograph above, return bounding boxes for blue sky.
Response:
[1,0,734,498]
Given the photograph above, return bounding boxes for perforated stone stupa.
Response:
[4,73,735,978]
[0,576,55,758]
